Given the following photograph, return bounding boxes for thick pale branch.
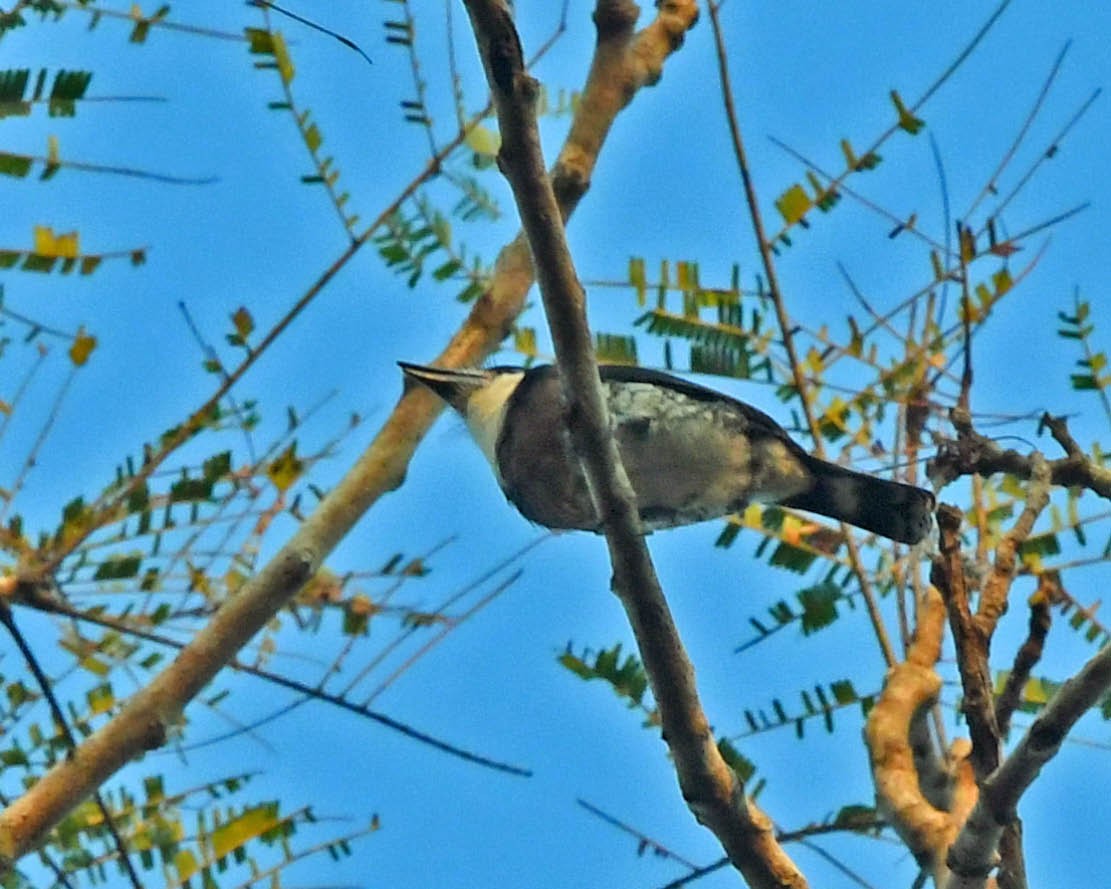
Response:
[866,585,975,884]
[0,1,693,868]
[461,2,804,888]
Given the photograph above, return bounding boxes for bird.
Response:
[400,361,935,545]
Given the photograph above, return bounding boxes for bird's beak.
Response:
[398,362,493,412]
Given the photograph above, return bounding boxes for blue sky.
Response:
[3,2,1111,887]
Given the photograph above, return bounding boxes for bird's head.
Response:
[399,362,527,478]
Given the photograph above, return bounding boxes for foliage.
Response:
[2,2,1110,888]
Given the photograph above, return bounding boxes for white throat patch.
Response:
[464,371,525,483]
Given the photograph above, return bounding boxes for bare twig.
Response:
[0,602,143,888]
[707,1,899,669]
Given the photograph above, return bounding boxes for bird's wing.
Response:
[596,364,794,443]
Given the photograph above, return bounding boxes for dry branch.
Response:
[865,584,976,884]
[946,639,1111,889]
[0,0,698,868]
[929,408,1111,499]
[461,2,806,887]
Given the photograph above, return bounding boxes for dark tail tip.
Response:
[783,461,935,545]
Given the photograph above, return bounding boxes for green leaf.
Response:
[92,554,142,581]
[716,737,756,783]
[558,643,650,711]
[797,582,840,634]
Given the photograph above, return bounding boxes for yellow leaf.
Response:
[224,568,247,596]
[0,399,11,415]
[890,89,925,134]
[244,27,274,53]
[929,249,945,282]
[271,31,295,84]
[47,134,60,164]
[840,138,859,170]
[303,122,322,153]
[780,514,802,545]
[69,328,97,366]
[514,326,537,358]
[34,225,79,258]
[173,849,199,882]
[774,184,812,225]
[805,346,824,374]
[79,654,111,677]
[87,683,115,715]
[1020,551,1043,573]
[628,256,646,305]
[188,565,212,597]
[298,568,343,604]
[820,397,849,434]
[959,226,976,263]
[464,123,501,157]
[846,317,863,357]
[993,267,1013,297]
[267,442,303,492]
[211,804,280,860]
[1022,677,1050,706]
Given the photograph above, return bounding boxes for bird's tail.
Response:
[780,456,935,545]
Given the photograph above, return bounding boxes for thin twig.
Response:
[0,603,144,888]
[707,1,898,668]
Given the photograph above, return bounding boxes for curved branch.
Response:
[865,584,975,884]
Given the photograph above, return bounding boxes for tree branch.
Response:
[929,408,1111,499]
[461,2,805,887]
[865,584,976,884]
[930,449,1053,889]
[995,573,1056,739]
[945,639,1111,889]
[930,506,997,782]
[706,0,899,671]
[0,1,696,868]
